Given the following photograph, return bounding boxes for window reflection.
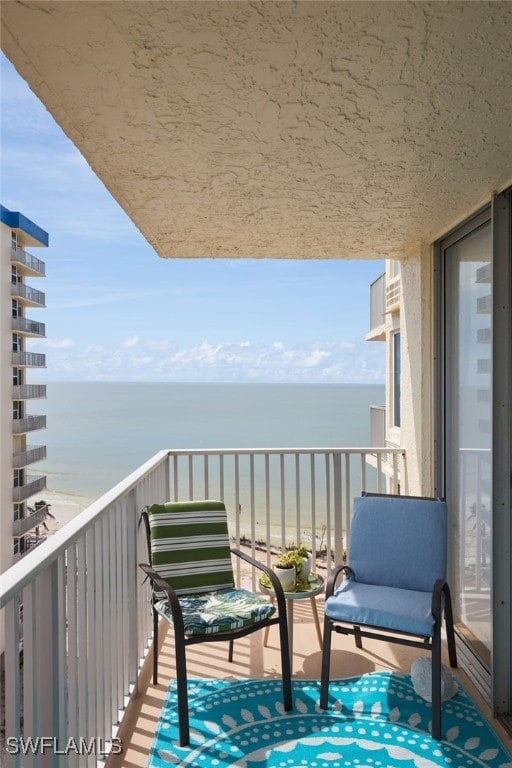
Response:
[444,221,492,665]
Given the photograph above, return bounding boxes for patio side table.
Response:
[260,573,325,659]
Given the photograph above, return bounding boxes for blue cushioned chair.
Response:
[139,500,292,746]
[320,494,457,740]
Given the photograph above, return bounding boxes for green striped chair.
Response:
[139,500,292,746]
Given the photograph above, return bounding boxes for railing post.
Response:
[31,564,63,767]
[4,598,21,768]
[129,489,141,694]
[333,452,344,567]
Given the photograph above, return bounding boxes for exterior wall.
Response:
[0,206,48,572]
[0,222,13,577]
[366,251,435,497]
[399,247,434,496]
[0,206,48,656]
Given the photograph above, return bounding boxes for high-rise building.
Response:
[1,205,48,575]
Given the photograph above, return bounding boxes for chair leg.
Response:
[354,625,363,649]
[431,629,442,740]
[175,633,190,747]
[319,615,333,709]
[228,639,234,662]
[278,616,292,711]
[152,607,159,685]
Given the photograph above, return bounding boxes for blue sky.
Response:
[1,53,385,383]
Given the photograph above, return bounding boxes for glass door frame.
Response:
[434,191,512,718]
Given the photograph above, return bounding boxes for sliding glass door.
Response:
[441,215,492,668]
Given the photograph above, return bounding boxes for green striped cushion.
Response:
[147,500,234,596]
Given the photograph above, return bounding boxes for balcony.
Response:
[477,293,492,314]
[369,405,386,446]
[366,272,386,341]
[11,316,46,337]
[12,503,50,537]
[12,414,46,434]
[476,262,491,283]
[11,351,46,368]
[13,474,47,503]
[10,282,46,307]
[12,384,47,400]
[385,273,401,312]
[1,446,407,768]
[11,244,46,276]
[12,445,47,468]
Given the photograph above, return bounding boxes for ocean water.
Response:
[33,382,384,506]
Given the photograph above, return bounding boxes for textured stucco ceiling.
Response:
[1,1,511,259]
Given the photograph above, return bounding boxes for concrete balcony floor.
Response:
[107,594,511,767]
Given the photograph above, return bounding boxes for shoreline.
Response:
[36,488,96,535]
[36,491,334,562]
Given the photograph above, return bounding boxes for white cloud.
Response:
[38,337,76,349]
[303,349,331,367]
[37,336,385,384]
[123,335,139,348]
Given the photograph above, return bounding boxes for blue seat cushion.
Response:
[154,587,276,637]
[325,579,435,637]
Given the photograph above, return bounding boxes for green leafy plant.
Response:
[275,545,309,568]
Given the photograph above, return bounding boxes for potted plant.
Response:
[274,545,312,590]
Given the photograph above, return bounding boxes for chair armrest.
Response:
[431,578,449,625]
[231,547,288,615]
[139,562,185,633]
[325,564,353,599]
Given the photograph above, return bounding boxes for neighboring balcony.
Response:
[366,272,386,340]
[12,502,50,537]
[370,405,386,447]
[10,281,46,307]
[11,351,46,368]
[11,243,46,276]
[476,262,491,283]
[11,316,46,337]
[12,414,47,434]
[368,405,402,485]
[367,272,401,342]
[12,383,47,400]
[12,444,47,468]
[13,473,47,503]
[477,294,492,314]
[385,273,401,312]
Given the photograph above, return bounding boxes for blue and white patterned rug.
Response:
[148,672,512,767]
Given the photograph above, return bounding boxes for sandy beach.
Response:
[38,489,95,535]
[37,490,329,563]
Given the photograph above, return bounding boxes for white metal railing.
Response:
[12,445,47,469]
[11,244,46,276]
[12,504,50,537]
[12,384,47,401]
[0,446,405,767]
[11,351,46,369]
[12,414,47,433]
[11,316,46,337]
[13,474,47,503]
[10,282,46,306]
[459,448,491,594]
